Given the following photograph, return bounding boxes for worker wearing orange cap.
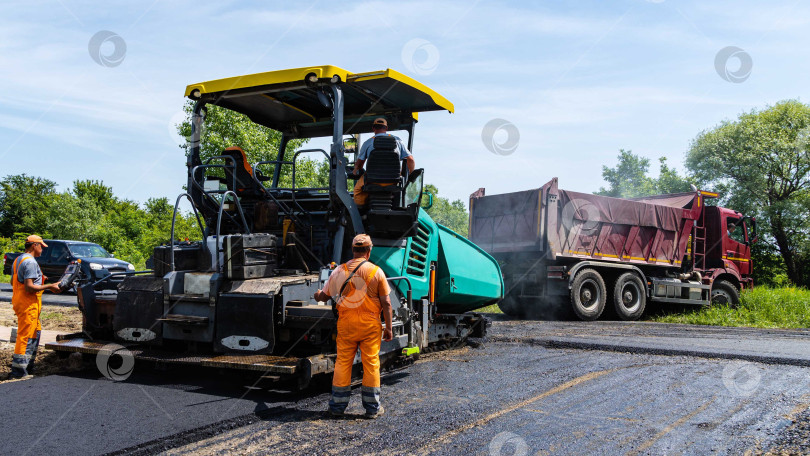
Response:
[313,233,393,418]
[9,235,61,379]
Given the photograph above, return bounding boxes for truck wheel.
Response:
[570,268,606,321]
[711,280,739,307]
[498,294,525,318]
[613,272,646,320]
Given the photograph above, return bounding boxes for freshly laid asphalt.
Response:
[1,320,809,455]
[490,319,810,367]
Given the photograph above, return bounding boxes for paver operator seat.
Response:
[362,135,404,211]
[360,135,420,239]
[223,146,264,196]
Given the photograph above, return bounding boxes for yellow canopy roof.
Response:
[184,66,454,138]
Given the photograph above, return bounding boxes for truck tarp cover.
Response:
[559,190,689,232]
[470,183,695,254]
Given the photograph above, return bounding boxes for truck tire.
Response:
[570,268,607,321]
[497,293,526,318]
[711,280,740,307]
[613,272,646,321]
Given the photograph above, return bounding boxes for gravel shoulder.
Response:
[0,300,83,382]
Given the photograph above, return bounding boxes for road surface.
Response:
[1,319,808,455]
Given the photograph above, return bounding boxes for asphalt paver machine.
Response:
[48,66,503,387]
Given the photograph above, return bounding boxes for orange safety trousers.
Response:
[333,312,382,388]
[329,262,384,415]
[10,256,43,377]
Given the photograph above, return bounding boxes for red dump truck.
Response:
[469,178,755,320]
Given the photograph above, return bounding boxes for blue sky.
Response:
[1,1,808,206]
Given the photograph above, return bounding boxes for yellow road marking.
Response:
[414,369,616,455]
[626,397,716,456]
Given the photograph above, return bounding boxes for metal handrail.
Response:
[290,148,330,216]
[170,193,207,272]
[291,148,330,190]
[203,155,237,191]
[189,163,244,230]
[89,270,153,288]
[386,276,414,347]
[214,190,251,272]
[249,159,308,232]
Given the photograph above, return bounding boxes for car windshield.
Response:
[68,243,111,258]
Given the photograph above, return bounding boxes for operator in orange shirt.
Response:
[8,235,61,379]
[313,234,393,418]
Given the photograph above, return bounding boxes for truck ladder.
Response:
[692,219,707,271]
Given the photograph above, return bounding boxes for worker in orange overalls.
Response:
[313,234,393,418]
[8,235,61,379]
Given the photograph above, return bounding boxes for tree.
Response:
[0,171,202,270]
[686,100,810,286]
[72,180,116,212]
[0,174,57,237]
[424,184,469,236]
[597,150,693,198]
[176,101,324,188]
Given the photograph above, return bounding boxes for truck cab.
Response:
[700,205,755,286]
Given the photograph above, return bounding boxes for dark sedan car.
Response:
[3,240,134,291]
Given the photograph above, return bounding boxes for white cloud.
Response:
[1,0,809,205]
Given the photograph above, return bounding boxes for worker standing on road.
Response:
[313,234,394,418]
[352,117,415,206]
[8,235,61,379]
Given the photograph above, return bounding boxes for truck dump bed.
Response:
[469,178,701,268]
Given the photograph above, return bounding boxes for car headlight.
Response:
[89,262,103,270]
[127,264,135,271]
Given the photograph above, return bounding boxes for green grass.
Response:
[0,272,9,285]
[477,287,810,329]
[649,287,810,329]
[477,303,503,314]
